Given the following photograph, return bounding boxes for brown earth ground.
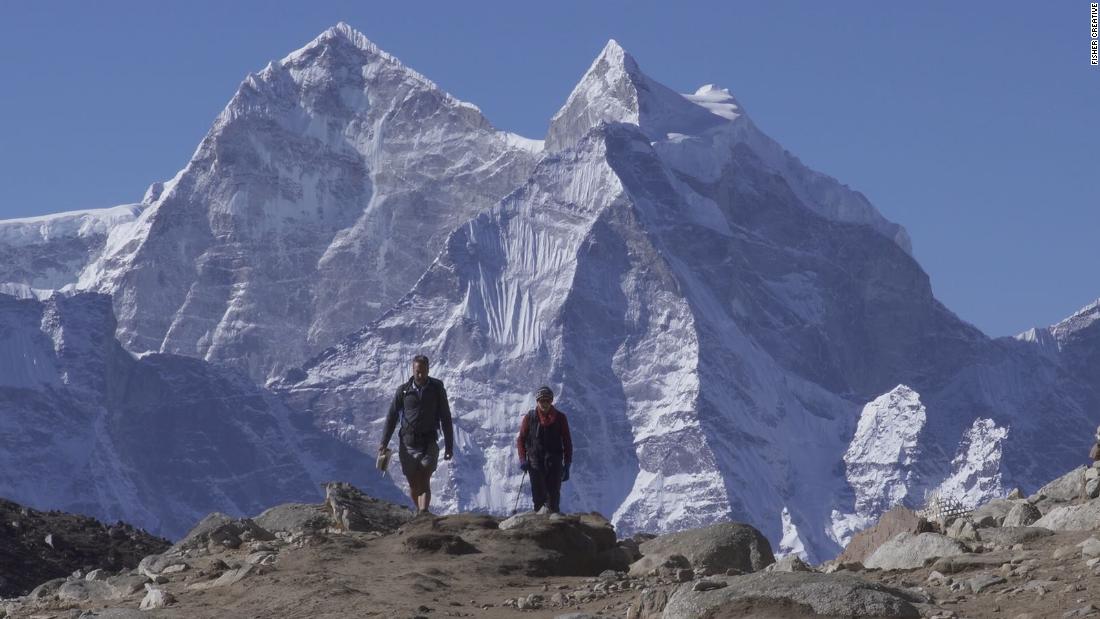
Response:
[9,519,1100,618]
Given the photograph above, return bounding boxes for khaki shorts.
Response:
[399,440,439,478]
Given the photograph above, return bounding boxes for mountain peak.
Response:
[546,40,732,151]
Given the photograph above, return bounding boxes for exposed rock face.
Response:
[863,532,968,571]
[660,572,922,619]
[0,497,169,597]
[972,498,1019,527]
[631,522,774,576]
[836,506,932,565]
[1034,499,1100,531]
[1002,501,1042,527]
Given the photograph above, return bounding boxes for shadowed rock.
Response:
[632,522,774,577]
[661,572,922,618]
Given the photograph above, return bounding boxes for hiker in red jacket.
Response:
[516,386,573,513]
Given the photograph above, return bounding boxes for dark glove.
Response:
[561,462,571,482]
[520,460,530,473]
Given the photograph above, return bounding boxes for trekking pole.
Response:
[512,470,528,514]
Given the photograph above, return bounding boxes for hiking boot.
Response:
[536,506,551,516]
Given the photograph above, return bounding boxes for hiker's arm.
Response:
[380,387,401,450]
[561,413,573,466]
[517,415,529,462]
[439,383,454,456]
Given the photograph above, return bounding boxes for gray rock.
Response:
[139,588,175,610]
[691,579,727,591]
[633,522,774,577]
[971,499,1019,528]
[27,577,66,601]
[930,555,1009,574]
[172,512,274,553]
[1002,502,1042,527]
[57,580,114,602]
[765,555,815,572]
[1029,467,1085,505]
[864,533,968,571]
[105,574,147,597]
[253,502,333,533]
[975,526,1053,549]
[1034,500,1100,531]
[1078,537,1100,558]
[324,482,412,533]
[84,569,111,582]
[661,572,922,618]
[968,573,1006,594]
[1064,604,1099,618]
[945,518,980,541]
[1086,467,1100,499]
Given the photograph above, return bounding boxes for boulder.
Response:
[928,555,1005,574]
[765,556,815,572]
[1087,465,1100,499]
[863,533,968,571]
[661,572,922,618]
[57,579,114,602]
[945,518,980,542]
[972,499,1019,528]
[492,511,620,576]
[1034,500,1100,531]
[324,482,412,533]
[253,503,332,533]
[975,526,1054,549]
[139,587,175,610]
[837,506,932,564]
[1002,502,1042,528]
[173,513,274,553]
[1029,467,1086,507]
[634,522,774,577]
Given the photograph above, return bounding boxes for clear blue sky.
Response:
[1,1,1096,337]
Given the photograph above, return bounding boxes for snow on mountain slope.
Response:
[3,27,1096,561]
[280,40,1097,562]
[0,204,142,292]
[0,291,391,539]
[75,23,538,382]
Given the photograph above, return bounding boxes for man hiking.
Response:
[516,386,573,514]
[379,355,454,516]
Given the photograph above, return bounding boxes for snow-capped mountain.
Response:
[77,23,539,382]
[0,203,142,298]
[0,291,393,539]
[277,37,1097,561]
[1,26,1095,561]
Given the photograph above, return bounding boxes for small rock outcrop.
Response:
[324,481,413,533]
[661,572,922,618]
[1002,501,1042,527]
[837,506,932,565]
[863,532,968,571]
[630,522,774,577]
[1034,499,1100,531]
